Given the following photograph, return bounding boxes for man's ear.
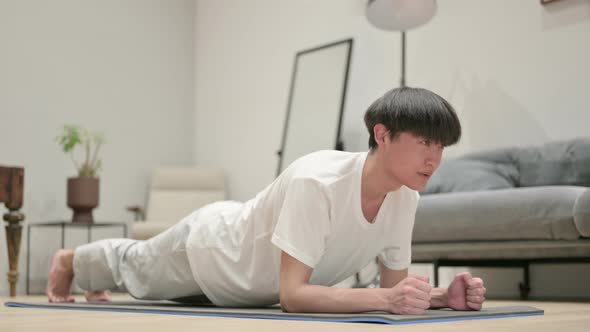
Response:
[373,124,389,148]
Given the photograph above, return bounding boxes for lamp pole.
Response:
[365,0,437,88]
[400,31,406,87]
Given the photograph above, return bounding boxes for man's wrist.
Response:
[374,287,394,312]
[429,287,448,309]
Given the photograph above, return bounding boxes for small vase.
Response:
[67,177,99,223]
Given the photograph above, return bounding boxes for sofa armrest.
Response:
[126,205,145,221]
[574,188,590,237]
[414,186,588,243]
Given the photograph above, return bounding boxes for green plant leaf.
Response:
[57,124,105,177]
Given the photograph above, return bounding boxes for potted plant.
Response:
[56,125,105,223]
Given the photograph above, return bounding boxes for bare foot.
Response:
[85,290,112,302]
[46,249,76,303]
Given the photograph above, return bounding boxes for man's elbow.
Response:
[279,291,302,313]
[280,294,294,312]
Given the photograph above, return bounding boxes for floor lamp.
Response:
[366,0,437,87]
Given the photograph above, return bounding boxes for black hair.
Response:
[364,87,461,150]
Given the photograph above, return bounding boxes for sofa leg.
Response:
[518,262,531,300]
[433,260,440,287]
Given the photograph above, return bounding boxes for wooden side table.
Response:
[0,166,25,297]
[26,221,128,295]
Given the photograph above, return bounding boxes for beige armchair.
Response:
[128,167,225,240]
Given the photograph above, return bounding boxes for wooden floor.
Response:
[2,295,590,332]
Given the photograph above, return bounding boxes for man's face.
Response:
[379,131,443,191]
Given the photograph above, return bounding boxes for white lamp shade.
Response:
[366,0,437,31]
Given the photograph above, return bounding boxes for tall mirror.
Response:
[277,39,353,175]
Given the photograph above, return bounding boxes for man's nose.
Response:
[426,150,442,168]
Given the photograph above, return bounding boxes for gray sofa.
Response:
[412,138,590,299]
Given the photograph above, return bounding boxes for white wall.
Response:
[407,0,590,153]
[194,0,590,299]
[194,0,396,200]
[195,0,590,201]
[0,0,195,295]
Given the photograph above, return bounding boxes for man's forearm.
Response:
[282,284,449,313]
[282,284,390,313]
[429,287,448,308]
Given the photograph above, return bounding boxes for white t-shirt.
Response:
[185,150,419,307]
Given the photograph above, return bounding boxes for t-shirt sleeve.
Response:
[378,190,419,270]
[271,178,331,268]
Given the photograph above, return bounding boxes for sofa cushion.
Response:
[414,186,587,243]
[131,222,173,241]
[574,189,590,237]
[412,240,590,261]
[146,190,224,223]
[421,159,518,194]
[515,138,590,187]
[459,138,590,187]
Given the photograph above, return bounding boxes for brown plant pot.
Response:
[67,177,99,224]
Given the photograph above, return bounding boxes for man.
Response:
[47,87,486,314]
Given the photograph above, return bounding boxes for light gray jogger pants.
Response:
[73,212,203,300]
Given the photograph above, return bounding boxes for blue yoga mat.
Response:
[4,301,543,325]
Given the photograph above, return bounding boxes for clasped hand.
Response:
[384,272,486,314]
